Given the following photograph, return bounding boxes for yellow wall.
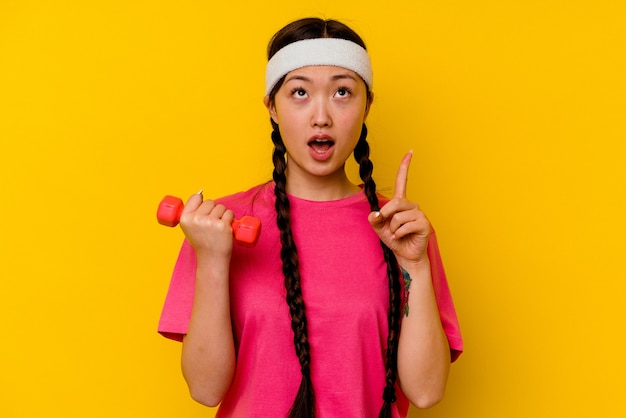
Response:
[1,1,624,417]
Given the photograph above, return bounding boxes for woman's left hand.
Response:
[368,151,431,267]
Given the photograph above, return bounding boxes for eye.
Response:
[290,87,308,99]
[335,87,352,98]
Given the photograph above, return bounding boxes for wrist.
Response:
[195,254,231,283]
[397,256,430,274]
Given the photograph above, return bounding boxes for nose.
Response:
[310,98,332,128]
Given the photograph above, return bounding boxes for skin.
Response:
[264,66,371,201]
[179,65,450,409]
[179,197,236,406]
[369,152,451,408]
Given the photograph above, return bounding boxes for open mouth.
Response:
[308,138,335,154]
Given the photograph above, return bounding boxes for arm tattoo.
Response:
[401,267,412,317]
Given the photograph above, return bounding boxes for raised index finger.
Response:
[394,150,413,198]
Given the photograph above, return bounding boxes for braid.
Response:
[354,124,402,418]
[271,120,316,418]
[353,124,378,211]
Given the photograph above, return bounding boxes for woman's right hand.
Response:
[179,192,235,259]
[179,192,237,406]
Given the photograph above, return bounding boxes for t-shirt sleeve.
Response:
[158,240,197,342]
[427,229,464,362]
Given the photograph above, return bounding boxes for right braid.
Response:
[271,120,316,418]
[354,124,402,418]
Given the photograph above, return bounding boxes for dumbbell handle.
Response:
[156,195,261,247]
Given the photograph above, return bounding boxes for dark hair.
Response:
[267,18,370,102]
[268,18,401,418]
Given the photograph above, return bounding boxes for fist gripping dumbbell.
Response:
[156,195,261,247]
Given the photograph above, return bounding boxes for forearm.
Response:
[397,259,450,409]
[181,257,236,407]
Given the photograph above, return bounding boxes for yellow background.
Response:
[1,1,624,417]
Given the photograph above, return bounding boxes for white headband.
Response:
[265,38,373,96]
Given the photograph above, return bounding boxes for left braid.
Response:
[353,124,402,418]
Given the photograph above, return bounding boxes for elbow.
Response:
[409,391,445,409]
[183,370,232,408]
[400,379,447,409]
[187,385,224,408]
[181,351,235,408]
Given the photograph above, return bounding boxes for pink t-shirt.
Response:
[158,183,463,417]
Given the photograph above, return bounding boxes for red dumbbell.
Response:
[156,195,261,247]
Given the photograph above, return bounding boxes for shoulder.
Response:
[215,182,271,204]
[216,182,276,218]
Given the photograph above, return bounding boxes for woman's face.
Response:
[265,65,372,185]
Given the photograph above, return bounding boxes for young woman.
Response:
[159,17,463,418]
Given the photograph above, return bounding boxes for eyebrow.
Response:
[284,72,358,84]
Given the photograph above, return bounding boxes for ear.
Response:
[263,95,279,124]
[364,91,374,120]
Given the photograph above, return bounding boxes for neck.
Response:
[284,168,360,201]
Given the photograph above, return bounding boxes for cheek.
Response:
[273,104,298,127]
[276,111,299,135]
[275,111,305,147]
[341,110,367,135]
